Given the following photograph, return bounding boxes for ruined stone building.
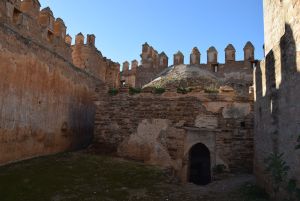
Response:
[95,43,256,183]
[121,43,169,88]
[0,0,299,196]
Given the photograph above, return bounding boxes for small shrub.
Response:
[204,85,219,93]
[154,87,166,94]
[177,87,192,94]
[129,87,141,95]
[285,179,300,201]
[265,152,290,195]
[213,164,227,174]
[108,88,118,96]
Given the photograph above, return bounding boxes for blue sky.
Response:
[39,0,264,66]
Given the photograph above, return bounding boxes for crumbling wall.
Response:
[254,0,300,196]
[0,0,105,165]
[94,91,254,180]
[121,43,169,88]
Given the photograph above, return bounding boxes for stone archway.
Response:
[188,143,211,185]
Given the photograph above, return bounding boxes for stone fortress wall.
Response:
[0,0,116,165]
[2,0,299,194]
[71,33,120,88]
[121,41,257,88]
[0,0,257,184]
[254,0,300,196]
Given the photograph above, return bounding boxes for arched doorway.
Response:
[188,143,211,185]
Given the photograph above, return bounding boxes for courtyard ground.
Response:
[0,152,269,201]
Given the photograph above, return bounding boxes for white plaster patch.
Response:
[118,119,173,168]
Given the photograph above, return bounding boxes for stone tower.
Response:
[190,47,201,65]
[123,61,130,72]
[207,46,218,64]
[174,51,184,65]
[131,60,138,72]
[87,34,96,47]
[75,32,84,45]
[54,18,66,40]
[243,41,255,61]
[39,7,54,31]
[39,7,55,42]
[159,52,168,68]
[65,34,72,45]
[225,44,236,63]
[20,0,40,20]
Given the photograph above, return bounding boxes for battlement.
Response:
[0,0,120,88]
[71,32,120,87]
[1,0,71,60]
[120,43,169,87]
[172,42,255,66]
[122,59,139,74]
[190,47,201,65]
[140,42,168,69]
[121,42,256,88]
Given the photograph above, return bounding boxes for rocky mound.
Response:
[143,64,253,96]
[144,64,219,90]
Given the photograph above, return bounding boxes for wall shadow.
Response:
[255,22,299,197]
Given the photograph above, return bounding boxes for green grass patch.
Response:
[204,85,219,94]
[177,87,192,94]
[129,87,142,95]
[154,87,166,94]
[0,153,271,201]
[0,153,167,201]
[108,88,118,96]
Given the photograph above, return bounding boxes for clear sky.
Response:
[39,0,264,66]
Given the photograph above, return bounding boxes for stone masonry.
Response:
[254,0,300,197]
[121,42,255,89]
[120,43,169,88]
[94,88,254,182]
[2,0,299,195]
[94,42,256,181]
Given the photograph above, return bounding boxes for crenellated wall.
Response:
[121,42,256,88]
[121,43,169,88]
[72,33,120,88]
[0,0,109,165]
[2,0,120,88]
[254,0,300,198]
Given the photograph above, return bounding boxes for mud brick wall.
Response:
[0,20,104,165]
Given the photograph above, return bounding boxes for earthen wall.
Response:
[0,0,106,165]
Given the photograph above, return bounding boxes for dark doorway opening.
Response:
[188,143,211,185]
